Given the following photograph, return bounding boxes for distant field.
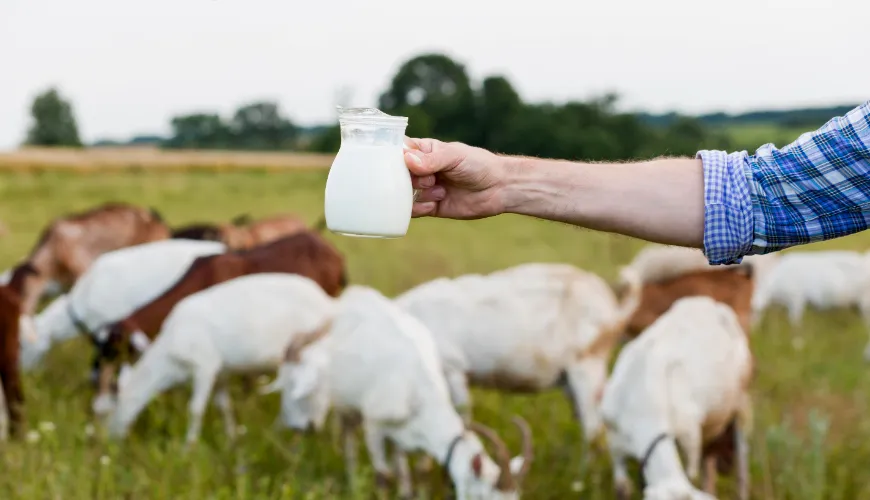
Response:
[0,168,869,499]
[0,146,334,171]
[719,123,817,153]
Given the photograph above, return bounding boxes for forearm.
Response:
[500,156,706,248]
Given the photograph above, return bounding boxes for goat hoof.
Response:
[374,471,395,489]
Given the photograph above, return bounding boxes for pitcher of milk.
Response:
[324,106,417,238]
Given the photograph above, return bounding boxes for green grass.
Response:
[1,169,869,499]
[719,123,817,153]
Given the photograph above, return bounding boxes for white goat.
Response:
[107,273,335,445]
[750,250,870,329]
[620,244,712,284]
[621,242,778,286]
[394,262,640,446]
[21,239,226,372]
[264,285,533,500]
[601,296,753,500]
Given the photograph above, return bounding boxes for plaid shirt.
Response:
[697,100,870,265]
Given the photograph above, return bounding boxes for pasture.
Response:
[719,124,814,154]
[0,165,868,499]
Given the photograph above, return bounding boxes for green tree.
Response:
[378,53,478,144]
[163,113,230,149]
[25,88,82,147]
[230,101,297,150]
[478,76,523,151]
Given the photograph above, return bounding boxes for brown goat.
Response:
[93,230,347,406]
[622,264,755,339]
[218,213,315,250]
[21,202,170,316]
[0,263,39,439]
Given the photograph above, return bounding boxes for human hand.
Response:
[403,138,511,219]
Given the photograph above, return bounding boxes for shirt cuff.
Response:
[696,149,754,265]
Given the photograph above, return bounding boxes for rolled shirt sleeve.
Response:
[697,100,870,265]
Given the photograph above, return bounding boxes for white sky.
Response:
[1,0,867,150]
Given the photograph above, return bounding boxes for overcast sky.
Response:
[2,0,867,150]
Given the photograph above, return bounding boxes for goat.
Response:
[621,265,755,338]
[95,230,347,412]
[0,263,38,440]
[107,273,335,445]
[16,202,171,317]
[394,263,641,447]
[750,250,870,329]
[601,296,753,500]
[20,239,226,372]
[263,285,533,500]
[218,213,311,251]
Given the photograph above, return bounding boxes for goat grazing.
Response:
[15,202,171,317]
[95,230,346,414]
[107,273,335,445]
[617,244,756,337]
[20,239,226,376]
[601,296,753,500]
[621,265,755,338]
[395,263,641,446]
[263,285,533,500]
[750,250,870,329]
[219,213,311,250]
[0,263,38,440]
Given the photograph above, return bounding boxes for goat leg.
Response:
[701,455,717,494]
[736,425,750,500]
[363,422,396,498]
[340,414,360,492]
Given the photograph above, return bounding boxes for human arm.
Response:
[499,156,706,249]
[405,100,870,264]
[404,140,706,249]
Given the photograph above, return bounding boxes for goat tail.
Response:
[611,266,643,335]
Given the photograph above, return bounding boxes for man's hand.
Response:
[403,137,512,219]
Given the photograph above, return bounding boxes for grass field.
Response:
[0,167,869,499]
[719,124,816,154]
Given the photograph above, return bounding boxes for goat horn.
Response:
[468,421,515,491]
[512,415,534,482]
[284,319,332,363]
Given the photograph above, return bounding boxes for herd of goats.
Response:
[0,200,868,500]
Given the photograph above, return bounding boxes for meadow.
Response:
[719,124,814,154]
[0,164,868,499]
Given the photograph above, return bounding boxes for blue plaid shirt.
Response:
[697,100,870,265]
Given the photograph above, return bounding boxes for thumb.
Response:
[403,142,457,176]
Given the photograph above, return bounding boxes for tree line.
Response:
[24,53,858,161]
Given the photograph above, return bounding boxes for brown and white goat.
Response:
[16,201,170,316]
[601,296,754,500]
[0,263,39,440]
[94,230,347,411]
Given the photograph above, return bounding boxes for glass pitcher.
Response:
[324,106,418,238]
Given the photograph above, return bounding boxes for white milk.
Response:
[324,143,414,238]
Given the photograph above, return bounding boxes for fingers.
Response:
[403,138,459,176]
[414,186,445,203]
[403,137,436,154]
[412,202,437,218]
[411,175,436,190]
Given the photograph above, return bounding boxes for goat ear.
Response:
[471,453,484,478]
